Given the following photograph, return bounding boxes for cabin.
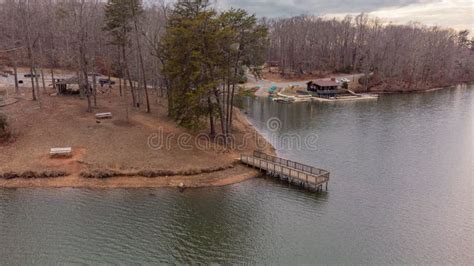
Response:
[307,79,340,98]
[55,77,80,95]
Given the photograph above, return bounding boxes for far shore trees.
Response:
[160,1,268,140]
[265,14,474,90]
[0,0,472,134]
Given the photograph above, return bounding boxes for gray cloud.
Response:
[216,0,437,17]
[158,0,471,30]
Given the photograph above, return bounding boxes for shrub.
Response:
[0,170,69,179]
[21,171,37,178]
[39,170,69,178]
[1,172,19,179]
[80,169,120,179]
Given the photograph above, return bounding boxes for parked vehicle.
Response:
[24,73,40,78]
[99,78,116,86]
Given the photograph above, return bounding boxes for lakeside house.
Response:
[307,79,340,98]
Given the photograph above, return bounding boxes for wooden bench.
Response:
[50,147,72,158]
[95,112,112,119]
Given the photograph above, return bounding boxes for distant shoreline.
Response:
[367,82,473,94]
[245,69,472,96]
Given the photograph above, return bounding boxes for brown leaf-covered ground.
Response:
[0,84,273,188]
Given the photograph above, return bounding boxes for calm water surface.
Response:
[1,85,473,264]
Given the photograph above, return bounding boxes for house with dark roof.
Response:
[306,79,340,98]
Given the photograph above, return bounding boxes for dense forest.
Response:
[0,0,473,123]
[265,15,474,91]
[0,0,168,111]
[0,0,268,140]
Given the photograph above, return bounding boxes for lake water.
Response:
[1,85,473,264]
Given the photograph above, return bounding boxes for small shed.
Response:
[55,77,80,94]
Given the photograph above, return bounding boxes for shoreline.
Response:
[248,77,472,98]
[369,82,473,94]
[0,101,274,189]
[0,165,261,189]
[4,81,468,189]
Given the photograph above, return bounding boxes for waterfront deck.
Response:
[240,151,330,192]
[310,94,378,102]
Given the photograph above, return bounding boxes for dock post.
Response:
[325,182,328,191]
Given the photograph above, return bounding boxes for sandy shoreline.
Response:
[0,111,271,189]
[0,80,275,189]
[0,165,261,189]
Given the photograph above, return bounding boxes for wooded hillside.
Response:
[265,15,474,91]
[0,1,472,103]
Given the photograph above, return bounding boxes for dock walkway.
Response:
[240,151,330,192]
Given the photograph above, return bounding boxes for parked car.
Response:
[99,78,116,86]
[24,73,40,78]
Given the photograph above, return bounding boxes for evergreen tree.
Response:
[160,1,217,129]
[103,0,143,109]
[161,1,268,137]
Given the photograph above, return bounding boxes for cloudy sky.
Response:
[214,0,473,31]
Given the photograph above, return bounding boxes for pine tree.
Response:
[160,1,268,137]
[103,0,144,110]
[160,1,217,130]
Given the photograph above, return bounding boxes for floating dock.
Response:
[310,94,378,102]
[240,151,330,192]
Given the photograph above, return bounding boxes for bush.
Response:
[1,172,19,179]
[80,169,121,179]
[0,170,69,179]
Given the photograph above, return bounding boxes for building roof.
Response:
[56,77,80,85]
[313,79,339,87]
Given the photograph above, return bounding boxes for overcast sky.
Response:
[213,0,473,31]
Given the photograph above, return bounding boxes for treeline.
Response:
[265,14,474,91]
[0,0,167,112]
[1,1,473,133]
[0,0,267,140]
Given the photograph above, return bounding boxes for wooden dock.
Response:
[240,151,330,192]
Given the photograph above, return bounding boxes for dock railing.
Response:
[252,151,329,178]
[240,151,330,191]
